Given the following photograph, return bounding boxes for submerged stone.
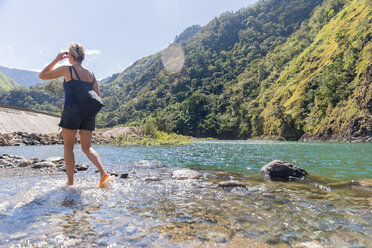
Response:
[218,180,247,188]
[172,168,202,180]
[31,161,57,169]
[76,163,89,171]
[14,158,29,167]
[261,160,308,181]
[144,177,163,182]
[120,173,129,179]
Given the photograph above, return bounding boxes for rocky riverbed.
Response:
[1,150,371,247]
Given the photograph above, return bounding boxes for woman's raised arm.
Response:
[39,52,69,80]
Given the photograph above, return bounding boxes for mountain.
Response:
[0,66,42,88]
[0,71,21,91]
[2,0,371,142]
[98,0,332,137]
[173,25,202,44]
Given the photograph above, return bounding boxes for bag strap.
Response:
[71,66,81,81]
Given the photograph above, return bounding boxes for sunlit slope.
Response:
[260,0,371,140]
[0,71,21,91]
[98,0,324,135]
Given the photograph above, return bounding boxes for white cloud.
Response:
[26,68,42,72]
[7,46,13,50]
[0,50,3,54]
[85,49,101,56]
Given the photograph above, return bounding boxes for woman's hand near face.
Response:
[55,52,69,62]
[39,52,69,80]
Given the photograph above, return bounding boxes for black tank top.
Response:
[63,66,94,107]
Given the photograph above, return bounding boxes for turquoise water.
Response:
[1,141,371,181]
[0,141,371,247]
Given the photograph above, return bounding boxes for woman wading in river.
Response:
[39,42,113,187]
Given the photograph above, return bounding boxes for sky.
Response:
[0,0,258,79]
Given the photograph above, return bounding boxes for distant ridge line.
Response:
[0,104,60,118]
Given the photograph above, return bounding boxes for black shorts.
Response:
[59,104,95,130]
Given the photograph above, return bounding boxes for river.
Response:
[0,141,371,247]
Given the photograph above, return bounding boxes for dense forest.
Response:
[0,79,63,114]
[1,0,371,141]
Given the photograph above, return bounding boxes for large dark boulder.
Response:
[261,160,308,181]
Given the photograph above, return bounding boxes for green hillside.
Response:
[259,0,371,140]
[0,71,20,91]
[98,0,326,135]
[98,0,371,141]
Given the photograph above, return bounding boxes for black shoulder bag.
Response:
[71,67,104,120]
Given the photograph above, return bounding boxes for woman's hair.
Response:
[68,42,85,62]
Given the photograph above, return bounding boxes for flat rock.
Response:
[144,177,163,182]
[261,160,308,180]
[218,180,247,188]
[45,157,64,164]
[76,163,89,171]
[0,154,10,159]
[28,157,39,164]
[13,158,29,167]
[172,168,202,180]
[31,161,57,169]
[8,139,25,146]
[0,159,14,168]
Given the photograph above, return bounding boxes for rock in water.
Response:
[172,168,202,180]
[45,157,64,164]
[0,159,14,168]
[261,160,308,180]
[120,173,129,179]
[218,180,247,188]
[144,177,162,182]
[31,161,57,169]
[14,158,29,167]
[8,138,25,146]
[28,157,39,164]
[76,163,89,171]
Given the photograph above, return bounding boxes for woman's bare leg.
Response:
[80,129,109,182]
[62,128,78,185]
